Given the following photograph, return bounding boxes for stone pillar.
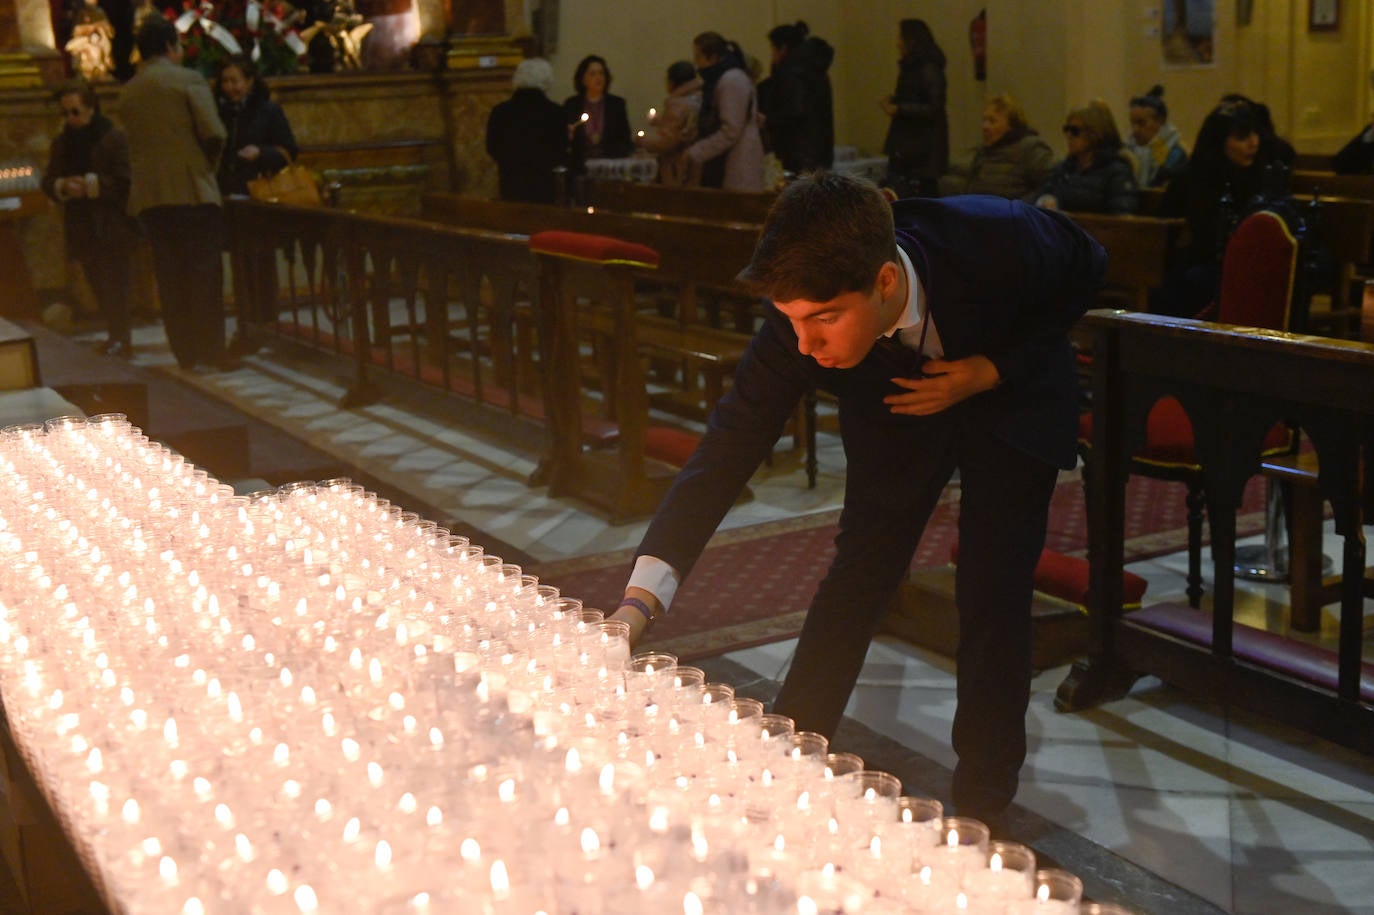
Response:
[0,0,63,87]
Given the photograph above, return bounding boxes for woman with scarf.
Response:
[1125,85,1188,187]
[215,55,299,197]
[42,78,136,357]
[684,32,765,190]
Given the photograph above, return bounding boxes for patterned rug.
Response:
[530,473,1269,661]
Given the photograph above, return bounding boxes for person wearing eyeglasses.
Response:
[1028,100,1138,215]
[41,78,137,358]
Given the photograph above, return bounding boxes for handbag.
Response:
[247,159,322,207]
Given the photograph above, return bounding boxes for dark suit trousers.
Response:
[141,204,225,369]
[772,401,1058,818]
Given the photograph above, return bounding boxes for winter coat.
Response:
[687,65,765,191]
[939,128,1055,200]
[42,113,136,261]
[1030,148,1139,214]
[217,82,298,196]
[1125,122,1187,187]
[883,52,948,179]
[638,78,701,186]
[487,88,570,203]
[758,37,834,173]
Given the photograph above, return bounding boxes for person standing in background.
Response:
[880,18,948,198]
[42,78,137,358]
[563,54,633,174]
[487,57,570,203]
[636,60,702,187]
[758,21,834,176]
[121,15,229,372]
[685,32,765,191]
[215,55,299,198]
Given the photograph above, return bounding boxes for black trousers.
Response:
[77,239,132,346]
[141,204,225,369]
[772,403,1059,819]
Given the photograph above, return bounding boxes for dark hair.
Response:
[1129,84,1168,122]
[768,21,809,51]
[216,54,268,101]
[1220,92,1277,136]
[738,173,897,302]
[694,31,729,62]
[899,18,946,66]
[1190,100,1261,177]
[666,60,696,89]
[135,15,178,60]
[572,54,611,95]
[54,77,98,113]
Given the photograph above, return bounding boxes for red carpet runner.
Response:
[531,474,1268,662]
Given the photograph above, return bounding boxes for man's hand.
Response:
[884,355,1000,415]
[877,97,897,117]
[608,587,662,648]
[237,144,261,161]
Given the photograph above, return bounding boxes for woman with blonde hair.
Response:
[1029,100,1138,213]
[939,92,1054,199]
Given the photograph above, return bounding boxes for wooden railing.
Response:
[1059,309,1374,752]
[581,178,778,225]
[224,199,683,519]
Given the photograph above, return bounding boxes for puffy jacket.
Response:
[939,128,1055,200]
[1029,148,1139,214]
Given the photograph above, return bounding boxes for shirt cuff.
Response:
[1363,126,1374,144]
[627,555,681,612]
[84,173,100,198]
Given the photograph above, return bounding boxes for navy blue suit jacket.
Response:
[636,195,1106,579]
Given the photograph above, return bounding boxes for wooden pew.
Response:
[582,178,778,225]
[1290,169,1374,200]
[298,139,450,215]
[1066,212,1186,311]
[1061,309,1374,753]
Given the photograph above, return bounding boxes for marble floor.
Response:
[60,320,1374,914]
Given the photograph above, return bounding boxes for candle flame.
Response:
[267,868,288,895]
[427,806,442,827]
[489,859,510,899]
[683,891,704,915]
[636,864,655,889]
[581,112,590,122]
[159,855,178,885]
[375,839,392,869]
[797,897,819,915]
[1038,884,1051,902]
[498,778,516,803]
[343,817,361,843]
[869,835,882,856]
[599,763,615,795]
[580,827,600,856]
[956,892,968,910]
[461,837,481,863]
[294,885,318,913]
[774,833,785,852]
[991,851,1003,871]
[948,828,960,848]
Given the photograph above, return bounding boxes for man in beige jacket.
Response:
[122,16,228,370]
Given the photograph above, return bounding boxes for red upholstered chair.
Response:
[1079,210,1299,607]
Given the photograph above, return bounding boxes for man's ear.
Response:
[876,261,901,299]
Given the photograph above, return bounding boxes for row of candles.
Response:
[0,162,40,195]
[0,416,1138,913]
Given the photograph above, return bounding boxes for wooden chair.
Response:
[1079,210,1299,606]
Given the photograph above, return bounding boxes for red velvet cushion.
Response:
[644,426,700,467]
[950,544,1148,609]
[529,231,661,268]
[1079,398,1290,468]
[1216,211,1297,331]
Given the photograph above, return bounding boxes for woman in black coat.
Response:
[487,57,570,203]
[879,18,947,198]
[758,21,834,175]
[562,54,633,171]
[1030,100,1138,214]
[215,55,299,197]
[1151,98,1290,316]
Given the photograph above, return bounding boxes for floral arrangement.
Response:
[172,0,308,77]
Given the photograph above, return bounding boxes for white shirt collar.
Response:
[884,246,923,337]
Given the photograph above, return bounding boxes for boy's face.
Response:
[773,262,901,370]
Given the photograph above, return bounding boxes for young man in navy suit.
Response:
[612,173,1106,826]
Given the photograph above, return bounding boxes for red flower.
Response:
[184,43,199,59]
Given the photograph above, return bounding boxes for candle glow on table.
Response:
[0,417,1111,914]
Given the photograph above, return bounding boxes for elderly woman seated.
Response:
[1028,100,1139,214]
[938,93,1054,200]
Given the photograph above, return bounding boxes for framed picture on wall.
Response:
[1310,0,1340,31]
